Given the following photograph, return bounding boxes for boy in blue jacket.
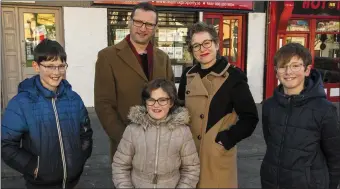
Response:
[1,39,93,189]
[260,43,340,189]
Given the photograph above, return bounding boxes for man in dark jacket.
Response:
[1,39,93,189]
[261,43,340,189]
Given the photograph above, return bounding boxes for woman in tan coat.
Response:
[112,79,200,188]
[178,22,259,188]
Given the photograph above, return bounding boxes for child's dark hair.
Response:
[33,39,66,64]
[274,43,312,69]
[131,2,158,24]
[141,78,179,113]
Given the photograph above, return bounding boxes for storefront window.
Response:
[316,20,340,32]
[285,36,306,46]
[286,20,309,31]
[314,33,340,83]
[222,18,239,62]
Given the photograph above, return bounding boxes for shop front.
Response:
[266,1,340,102]
[93,0,255,85]
[1,3,63,108]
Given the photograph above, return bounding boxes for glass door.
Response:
[19,8,62,80]
[204,14,244,69]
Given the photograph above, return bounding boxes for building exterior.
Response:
[265,1,340,102]
[1,1,266,108]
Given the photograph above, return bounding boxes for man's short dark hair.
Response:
[130,2,158,24]
[33,39,66,64]
[141,78,179,113]
[274,43,312,68]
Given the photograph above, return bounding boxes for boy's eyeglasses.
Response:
[275,64,304,74]
[40,63,68,72]
[191,40,213,52]
[146,97,170,106]
[132,19,156,30]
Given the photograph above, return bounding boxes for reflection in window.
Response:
[287,20,309,31]
[24,13,56,67]
[314,34,340,83]
[222,19,239,63]
[285,37,306,46]
[316,20,340,32]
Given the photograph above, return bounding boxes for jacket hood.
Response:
[18,75,74,99]
[127,105,190,130]
[274,69,326,107]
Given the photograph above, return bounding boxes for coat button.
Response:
[200,114,204,119]
[186,90,190,94]
[197,135,201,140]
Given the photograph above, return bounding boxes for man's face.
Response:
[129,9,157,45]
[276,56,311,95]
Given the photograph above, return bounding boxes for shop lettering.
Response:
[302,1,340,10]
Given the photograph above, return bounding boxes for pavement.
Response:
[4,103,329,188]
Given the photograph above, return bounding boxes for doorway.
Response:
[1,6,62,108]
[203,13,245,70]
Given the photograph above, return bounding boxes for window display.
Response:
[314,33,340,83]
[23,13,56,67]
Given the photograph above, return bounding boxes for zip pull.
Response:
[152,174,158,184]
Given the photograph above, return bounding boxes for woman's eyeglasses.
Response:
[191,40,213,52]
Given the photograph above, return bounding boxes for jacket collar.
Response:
[187,56,230,78]
[127,105,190,130]
[273,69,326,107]
[18,75,75,100]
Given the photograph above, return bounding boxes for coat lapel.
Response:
[116,40,148,81]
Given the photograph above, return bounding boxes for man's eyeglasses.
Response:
[40,63,68,72]
[146,97,170,106]
[275,63,304,74]
[132,19,156,30]
[191,40,213,52]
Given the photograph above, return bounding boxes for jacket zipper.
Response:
[34,156,40,180]
[276,97,292,189]
[153,126,161,188]
[52,98,68,189]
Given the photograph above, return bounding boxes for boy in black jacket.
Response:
[260,43,340,189]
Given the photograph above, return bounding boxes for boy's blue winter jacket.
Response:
[1,75,93,186]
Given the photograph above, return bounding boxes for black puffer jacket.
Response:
[261,69,340,189]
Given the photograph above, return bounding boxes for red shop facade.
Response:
[266,1,340,102]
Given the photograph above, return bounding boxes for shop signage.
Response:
[292,1,340,16]
[94,1,253,10]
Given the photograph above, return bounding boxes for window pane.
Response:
[316,20,340,32]
[285,37,306,46]
[314,34,340,83]
[222,19,238,62]
[24,13,56,67]
[286,20,309,31]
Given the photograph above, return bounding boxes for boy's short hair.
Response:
[34,39,66,64]
[130,2,158,24]
[274,43,312,68]
[141,78,179,113]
